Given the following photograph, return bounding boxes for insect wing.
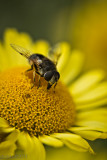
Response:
[10,44,32,58]
[48,44,61,65]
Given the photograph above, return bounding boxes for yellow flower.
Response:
[0,29,107,160]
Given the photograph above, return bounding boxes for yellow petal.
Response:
[75,121,107,132]
[3,29,49,69]
[17,132,46,160]
[70,126,107,132]
[6,129,20,142]
[52,133,94,154]
[0,127,15,133]
[0,43,9,71]
[32,40,49,56]
[69,70,105,97]
[39,135,64,147]
[69,128,106,140]
[99,132,107,139]
[0,141,17,158]
[76,98,107,110]
[5,45,29,68]
[0,130,19,158]
[77,130,107,140]
[4,29,32,47]
[57,42,71,72]
[33,136,46,160]
[0,117,10,128]
[74,82,107,104]
[17,132,34,154]
[3,28,33,69]
[61,50,84,85]
[76,108,107,123]
[0,118,15,133]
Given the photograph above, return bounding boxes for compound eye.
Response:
[53,71,60,81]
[44,71,54,81]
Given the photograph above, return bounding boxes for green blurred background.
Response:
[0,0,107,159]
[0,0,107,71]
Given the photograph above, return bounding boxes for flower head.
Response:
[0,67,75,137]
[0,29,107,160]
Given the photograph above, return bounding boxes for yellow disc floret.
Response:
[0,67,75,136]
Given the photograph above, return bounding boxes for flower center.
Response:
[0,67,75,136]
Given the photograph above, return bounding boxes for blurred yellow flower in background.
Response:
[51,1,107,72]
[0,29,107,160]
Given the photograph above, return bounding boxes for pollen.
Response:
[0,67,75,136]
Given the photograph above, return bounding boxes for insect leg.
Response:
[25,65,33,72]
[53,82,57,93]
[37,75,41,88]
[47,82,52,90]
[31,70,36,89]
[33,70,36,82]
[54,82,57,89]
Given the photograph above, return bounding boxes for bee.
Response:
[10,44,61,90]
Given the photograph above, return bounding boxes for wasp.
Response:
[10,44,61,90]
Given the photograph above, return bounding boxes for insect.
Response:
[10,44,61,90]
